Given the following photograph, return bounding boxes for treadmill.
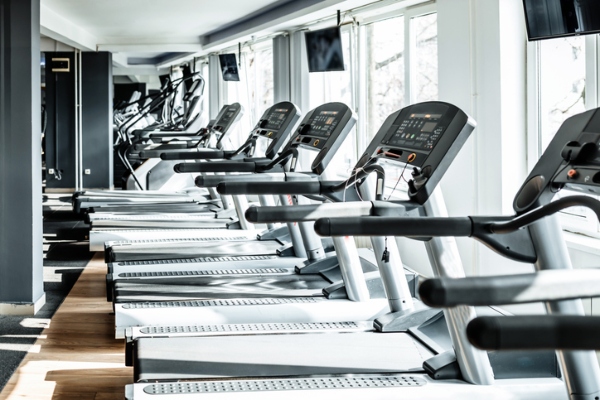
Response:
[125,101,566,400]
[110,102,396,338]
[406,107,600,399]
[118,101,457,360]
[90,102,300,251]
[72,102,243,216]
[83,103,244,223]
[104,102,356,264]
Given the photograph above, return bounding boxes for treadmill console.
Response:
[514,107,600,212]
[182,78,204,101]
[213,103,244,146]
[358,101,474,204]
[252,102,301,159]
[288,102,356,174]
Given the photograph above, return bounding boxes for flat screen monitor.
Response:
[218,54,240,82]
[523,0,600,40]
[305,26,345,72]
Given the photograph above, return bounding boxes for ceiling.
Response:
[39,0,366,74]
[42,0,285,43]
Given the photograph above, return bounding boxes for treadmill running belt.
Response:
[114,274,329,302]
[135,332,433,381]
[110,240,283,262]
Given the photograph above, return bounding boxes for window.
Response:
[195,59,210,129]
[364,16,405,140]
[528,36,599,237]
[212,2,438,183]
[303,4,438,179]
[534,37,587,156]
[363,7,438,144]
[308,26,356,178]
[221,41,275,148]
[360,5,438,192]
[410,12,438,103]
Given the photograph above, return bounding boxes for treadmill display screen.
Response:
[304,111,340,138]
[219,108,237,125]
[384,113,445,154]
[264,108,291,130]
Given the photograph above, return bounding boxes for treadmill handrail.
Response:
[245,201,375,223]
[314,195,600,237]
[467,315,600,351]
[161,150,232,160]
[218,163,385,199]
[195,173,287,188]
[174,160,258,173]
[419,268,600,307]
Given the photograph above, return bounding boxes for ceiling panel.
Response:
[41,0,287,43]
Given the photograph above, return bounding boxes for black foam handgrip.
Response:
[148,132,198,138]
[161,150,226,160]
[136,143,188,151]
[467,316,600,351]
[217,181,321,195]
[418,273,539,307]
[314,216,473,237]
[195,175,227,187]
[175,161,256,173]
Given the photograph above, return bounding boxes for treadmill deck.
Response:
[134,332,433,381]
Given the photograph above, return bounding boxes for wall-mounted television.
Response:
[523,0,600,41]
[218,53,240,81]
[304,26,345,72]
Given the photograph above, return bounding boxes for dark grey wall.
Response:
[0,0,44,306]
[82,51,113,189]
[44,51,114,189]
[44,52,76,189]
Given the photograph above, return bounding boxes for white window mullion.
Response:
[356,22,369,154]
[403,13,412,105]
[526,41,541,172]
[585,34,597,111]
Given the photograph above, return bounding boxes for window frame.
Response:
[526,34,600,237]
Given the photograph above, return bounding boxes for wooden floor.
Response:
[0,253,132,400]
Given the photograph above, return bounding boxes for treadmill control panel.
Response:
[514,107,600,212]
[550,132,600,194]
[376,103,457,168]
[286,102,356,174]
[357,101,474,204]
[213,103,244,147]
[214,103,242,132]
[253,102,301,159]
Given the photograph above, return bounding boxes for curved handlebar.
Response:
[195,173,286,188]
[246,202,374,223]
[161,150,229,160]
[218,181,322,196]
[174,161,257,173]
[467,316,600,351]
[314,216,473,237]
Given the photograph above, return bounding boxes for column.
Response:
[0,0,45,314]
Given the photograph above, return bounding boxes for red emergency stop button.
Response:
[567,169,578,179]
